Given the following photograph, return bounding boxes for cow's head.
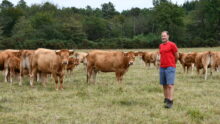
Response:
[178,52,184,60]
[56,50,74,65]
[68,58,80,65]
[124,51,136,65]
[74,58,80,65]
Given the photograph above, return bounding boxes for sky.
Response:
[1,0,190,12]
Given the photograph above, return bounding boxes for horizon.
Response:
[1,0,191,12]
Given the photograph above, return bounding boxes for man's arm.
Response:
[175,52,179,63]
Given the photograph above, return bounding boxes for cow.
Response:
[178,52,196,74]
[30,48,74,90]
[137,51,160,69]
[19,50,35,85]
[210,51,220,73]
[86,50,136,83]
[67,57,80,73]
[194,51,212,80]
[0,49,21,82]
[74,52,88,65]
[4,55,21,83]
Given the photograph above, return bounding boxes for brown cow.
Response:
[67,57,80,73]
[30,48,74,90]
[178,52,196,74]
[0,49,21,82]
[74,52,88,65]
[86,50,136,83]
[138,51,160,69]
[210,51,220,73]
[19,50,35,85]
[73,52,88,72]
[194,51,212,80]
[4,55,21,83]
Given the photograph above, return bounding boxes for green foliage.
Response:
[0,0,219,49]
[83,16,109,40]
[101,2,118,19]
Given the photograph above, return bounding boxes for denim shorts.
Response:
[160,67,176,85]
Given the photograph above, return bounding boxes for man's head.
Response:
[161,31,169,43]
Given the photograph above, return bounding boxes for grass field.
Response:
[0,47,220,124]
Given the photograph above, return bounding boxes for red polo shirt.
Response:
[159,41,178,68]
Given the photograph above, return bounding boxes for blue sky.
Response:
[1,0,190,12]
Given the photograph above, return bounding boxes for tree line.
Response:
[0,0,219,49]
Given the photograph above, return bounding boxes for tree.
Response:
[0,0,13,9]
[153,1,185,43]
[0,7,24,36]
[16,0,27,9]
[101,2,118,19]
[83,16,109,40]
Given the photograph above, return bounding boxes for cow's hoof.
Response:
[56,88,59,91]
[60,88,64,90]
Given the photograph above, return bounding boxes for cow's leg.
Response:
[41,73,47,87]
[37,73,40,83]
[52,73,59,90]
[187,66,190,74]
[4,68,9,82]
[87,66,93,83]
[30,67,37,87]
[115,72,123,83]
[19,68,23,86]
[210,65,214,76]
[10,68,14,83]
[204,65,208,80]
[115,72,120,83]
[59,75,64,90]
[92,70,97,84]
[196,66,200,75]
[153,62,156,67]
[182,65,186,73]
[191,63,194,75]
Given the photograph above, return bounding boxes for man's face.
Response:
[161,32,169,43]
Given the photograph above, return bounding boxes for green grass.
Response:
[0,47,220,124]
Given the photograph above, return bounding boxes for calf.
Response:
[4,56,21,83]
[138,51,160,69]
[67,57,80,73]
[194,51,212,80]
[74,52,88,65]
[178,52,196,73]
[1,50,21,82]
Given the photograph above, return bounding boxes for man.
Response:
[159,31,178,108]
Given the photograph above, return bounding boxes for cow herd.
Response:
[0,48,219,90]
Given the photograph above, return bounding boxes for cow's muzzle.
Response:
[129,61,134,65]
[62,61,68,65]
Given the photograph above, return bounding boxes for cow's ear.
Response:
[134,52,139,56]
[55,50,61,55]
[69,50,74,55]
[124,52,129,57]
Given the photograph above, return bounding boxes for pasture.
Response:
[0,47,220,124]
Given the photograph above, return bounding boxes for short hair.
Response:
[161,31,169,35]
